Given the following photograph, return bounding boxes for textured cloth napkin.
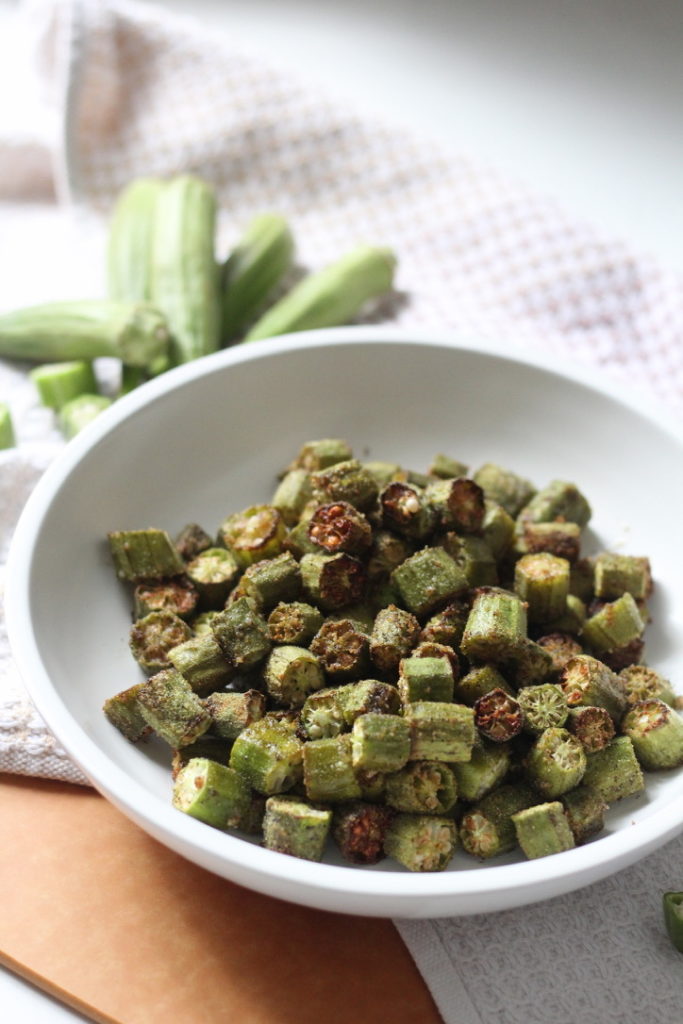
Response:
[1,1,683,1021]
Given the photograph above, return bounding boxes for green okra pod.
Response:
[369,604,421,675]
[271,468,314,526]
[268,601,324,646]
[263,645,325,707]
[218,504,287,568]
[236,551,302,610]
[593,552,652,602]
[133,577,199,621]
[262,794,331,862]
[581,735,645,803]
[619,664,677,708]
[0,300,170,368]
[514,553,570,624]
[481,500,516,560]
[391,547,468,618]
[472,462,536,518]
[440,533,498,588]
[459,587,528,663]
[517,684,569,734]
[58,393,112,438]
[310,458,380,513]
[428,454,469,479]
[245,244,396,341]
[332,802,395,864]
[453,664,514,706]
[229,718,303,794]
[222,212,295,341]
[204,690,266,740]
[129,611,193,674]
[525,726,587,798]
[384,760,458,814]
[137,668,212,747]
[398,655,454,704]
[171,735,233,778]
[621,699,683,771]
[404,701,476,763]
[108,528,185,582]
[107,177,162,303]
[287,438,354,473]
[560,654,627,723]
[168,633,234,694]
[103,682,152,743]
[517,479,592,530]
[425,476,486,534]
[459,783,536,859]
[511,801,575,859]
[30,360,97,411]
[560,785,608,845]
[173,757,251,829]
[384,814,458,872]
[211,597,272,671]
[350,712,411,773]
[336,679,401,725]
[366,530,413,582]
[0,402,16,448]
[581,592,645,654]
[662,892,683,954]
[309,618,371,682]
[185,547,241,607]
[303,733,363,803]
[451,736,510,803]
[299,687,346,740]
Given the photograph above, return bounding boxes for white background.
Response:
[1,0,682,1018]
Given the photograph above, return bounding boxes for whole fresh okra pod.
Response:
[221,212,295,341]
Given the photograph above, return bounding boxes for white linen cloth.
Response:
[1,2,682,1020]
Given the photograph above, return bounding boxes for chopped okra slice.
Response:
[299,551,367,611]
[103,682,152,742]
[380,481,437,541]
[351,712,411,772]
[582,735,644,803]
[599,636,645,673]
[481,500,515,560]
[229,718,303,794]
[204,690,266,740]
[560,654,627,723]
[517,684,569,734]
[171,735,234,778]
[129,611,193,674]
[405,701,475,763]
[185,547,241,607]
[472,462,536,518]
[174,522,213,562]
[452,736,510,803]
[307,500,373,555]
[525,727,587,798]
[310,458,379,512]
[460,587,527,664]
[283,518,322,558]
[429,454,469,479]
[522,521,581,563]
[173,757,251,829]
[211,597,272,670]
[309,618,370,682]
[621,699,683,771]
[217,504,287,567]
[336,679,401,724]
[300,687,346,740]
[369,604,421,675]
[569,557,595,602]
[398,655,454,704]
[517,479,592,530]
[514,553,570,624]
[581,592,645,654]
[168,634,234,695]
[565,705,615,752]
[619,664,677,709]
[263,645,325,707]
[391,546,468,618]
[459,783,536,859]
[236,551,302,610]
[560,785,608,845]
[133,576,199,620]
[419,598,470,649]
[384,760,457,814]
[366,529,412,582]
[474,688,524,743]
[108,528,185,582]
[137,668,212,747]
[384,814,458,871]
[505,636,554,687]
[332,801,395,864]
[362,460,404,488]
[412,640,460,680]
[511,801,575,859]
[662,892,683,954]
[425,477,486,534]
[267,601,324,645]
[594,552,652,602]
[289,438,353,473]
[453,664,513,706]
[262,795,332,861]
[271,468,314,526]
[535,633,584,681]
[303,733,362,803]
[440,533,498,588]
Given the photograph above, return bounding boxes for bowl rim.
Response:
[7,325,683,911]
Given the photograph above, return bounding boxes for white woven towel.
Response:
[1,2,683,1021]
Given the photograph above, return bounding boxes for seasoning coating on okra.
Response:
[136,668,212,747]
[560,655,627,723]
[310,459,379,512]
[299,551,367,611]
[380,482,437,541]
[267,601,324,646]
[517,684,569,734]
[129,611,193,674]
[173,757,251,829]
[262,795,332,861]
[309,619,370,681]
[621,699,683,771]
[384,760,457,814]
[332,801,395,864]
[108,528,185,581]
[351,713,411,773]
[565,705,615,753]
[619,664,676,708]
[217,505,287,567]
[369,604,421,675]
[398,655,455,704]
[262,645,325,707]
[405,701,476,763]
[581,736,644,803]
[511,801,575,859]
[526,727,587,798]
[474,688,524,743]
[384,814,458,871]
[133,577,199,621]
[307,501,373,554]
[392,547,468,618]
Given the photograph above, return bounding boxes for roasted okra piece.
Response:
[384,814,458,871]
[267,601,324,645]
[514,553,570,624]
[440,533,498,587]
[307,501,373,554]
[271,469,314,526]
[366,530,412,582]
[517,684,569,733]
[174,522,213,562]
[420,599,470,649]
[103,682,152,742]
[204,690,266,740]
[565,705,615,752]
[303,733,362,802]
[384,760,457,814]
[581,735,644,803]
[168,634,233,694]
[522,522,581,562]
[391,547,468,618]
[299,551,367,611]
[171,735,233,778]
[517,479,592,530]
[299,687,346,740]
[108,528,185,581]
[481,500,515,560]
[132,577,199,621]
[217,505,287,567]
[511,801,575,859]
[621,699,683,771]
[560,654,627,723]
[454,664,514,705]
[336,679,401,724]
[404,701,475,762]
[369,605,421,675]
[287,438,353,473]
[459,587,527,663]
[229,718,303,794]
[332,801,395,864]
[129,611,193,674]
[535,633,584,681]
[398,655,454,703]
[262,645,325,706]
[429,454,469,479]
[310,458,379,512]
[505,636,554,687]
[173,757,251,829]
[581,592,645,655]
[262,795,331,862]
[472,463,536,518]
[236,551,302,610]
[136,668,212,747]
[593,552,652,601]
[309,618,370,682]
[380,482,437,541]
[451,736,510,802]
[525,727,587,798]
[474,688,524,742]
[663,892,683,954]
[459,783,536,859]
[210,598,271,672]
[185,547,241,607]
[560,785,608,845]
[619,664,677,708]
[351,712,411,772]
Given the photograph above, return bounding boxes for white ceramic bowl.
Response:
[7,328,683,918]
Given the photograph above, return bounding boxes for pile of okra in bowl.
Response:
[7,328,683,918]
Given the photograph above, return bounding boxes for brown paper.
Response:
[0,775,442,1023]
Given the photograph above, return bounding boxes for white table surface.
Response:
[1,0,682,1019]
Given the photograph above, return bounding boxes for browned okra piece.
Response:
[185,547,241,608]
[136,668,212,747]
[309,618,371,682]
[171,735,233,779]
[210,597,272,670]
[619,664,677,708]
[560,785,608,845]
[384,760,458,814]
[565,705,615,752]
[379,482,437,541]
[560,654,627,723]
[517,479,592,530]
[129,611,193,674]
[474,688,524,742]
[103,682,152,742]
[366,529,413,582]
[332,801,395,864]
[581,592,645,655]
[204,690,266,740]
[267,601,324,645]
[411,640,460,680]
[369,604,421,675]
[391,546,468,618]
[108,528,186,582]
[384,814,458,871]
[459,782,536,858]
[472,462,536,518]
[525,727,587,798]
[173,757,251,830]
[621,699,683,771]
[535,633,584,681]
[514,553,570,624]
[174,522,213,562]
[451,736,510,802]
[426,477,486,534]
[351,713,411,772]
[300,552,367,611]
[262,645,325,706]
[336,679,401,725]
[303,733,362,802]
[288,438,353,473]
[310,458,379,512]
[217,504,287,567]
[133,576,199,620]
[307,501,373,555]
[454,664,514,705]
[440,533,498,587]
[235,551,302,610]
[522,521,581,562]
[419,598,471,649]
[262,795,332,861]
